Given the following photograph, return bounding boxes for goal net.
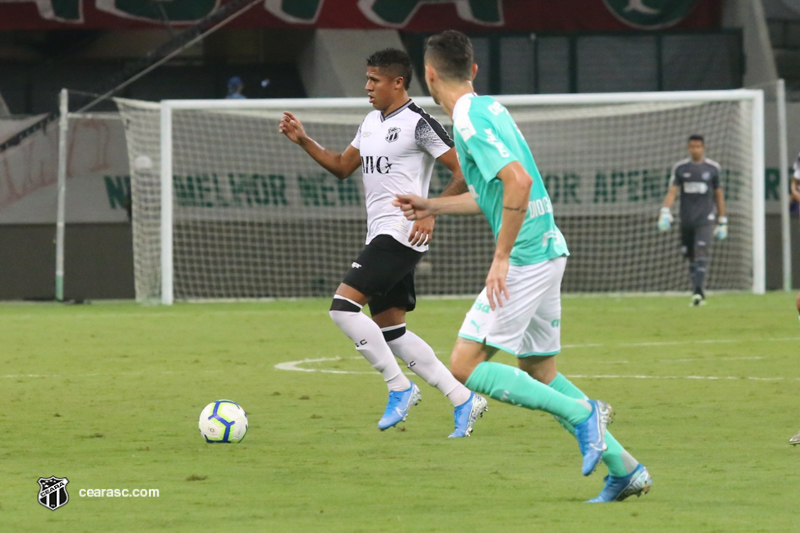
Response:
[115,91,764,304]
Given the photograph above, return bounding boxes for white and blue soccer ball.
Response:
[198,400,248,443]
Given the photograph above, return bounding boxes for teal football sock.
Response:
[548,372,638,477]
[465,362,590,425]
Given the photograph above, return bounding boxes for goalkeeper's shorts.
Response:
[458,256,566,357]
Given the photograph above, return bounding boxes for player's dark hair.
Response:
[688,134,705,144]
[366,48,413,89]
[424,30,474,82]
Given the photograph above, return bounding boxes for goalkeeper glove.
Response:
[714,216,728,240]
[657,207,673,231]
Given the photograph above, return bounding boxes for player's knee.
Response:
[796,290,800,313]
[449,357,472,384]
[381,325,406,343]
[329,297,361,326]
[450,345,482,384]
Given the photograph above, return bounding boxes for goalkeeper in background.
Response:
[658,135,727,306]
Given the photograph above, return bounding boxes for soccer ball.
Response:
[198,400,248,443]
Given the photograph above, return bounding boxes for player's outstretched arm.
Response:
[278,111,360,179]
[394,191,480,219]
[405,148,468,246]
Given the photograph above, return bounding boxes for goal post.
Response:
[116,89,765,305]
[54,89,128,302]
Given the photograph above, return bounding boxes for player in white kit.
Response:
[279,48,487,437]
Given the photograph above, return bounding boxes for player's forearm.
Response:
[662,186,678,208]
[439,168,468,198]
[298,138,352,179]
[792,182,800,203]
[494,173,530,260]
[716,189,726,217]
[427,192,481,215]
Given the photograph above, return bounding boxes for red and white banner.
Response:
[0,115,130,224]
[0,0,721,32]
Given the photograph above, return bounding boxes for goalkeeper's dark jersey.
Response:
[669,158,721,227]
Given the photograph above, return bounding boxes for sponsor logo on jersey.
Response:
[603,0,698,29]
[484,128,510,158]
[683,182,708,194]
[542,230,563,246]
[361,156,392,174]
[488,101,506,116]
[527,196,554,219]
[385,127,401,143]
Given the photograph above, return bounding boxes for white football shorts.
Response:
[458,256,566,357]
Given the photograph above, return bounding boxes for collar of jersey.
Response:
[381,99,412,122]
[453,92,478,118]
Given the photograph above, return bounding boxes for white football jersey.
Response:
[351,99,453,251]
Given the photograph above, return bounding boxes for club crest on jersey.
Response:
[385,127,401,143]
[702,172,710,181]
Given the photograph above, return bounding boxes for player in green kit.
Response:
[394,30,651,502]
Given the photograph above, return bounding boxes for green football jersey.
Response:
[452,94,568,266]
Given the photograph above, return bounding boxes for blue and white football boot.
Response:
[378,383,421,430]
[574,399,614,476]
[448,392,488,438]
[588,464,652,503]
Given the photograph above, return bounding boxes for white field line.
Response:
[5,337,794,380]
[562,336,800,349]
[428,336,800,355]
[0,370,216,379]
[274,356,800,381]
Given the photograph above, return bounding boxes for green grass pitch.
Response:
[2,293,800,532]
